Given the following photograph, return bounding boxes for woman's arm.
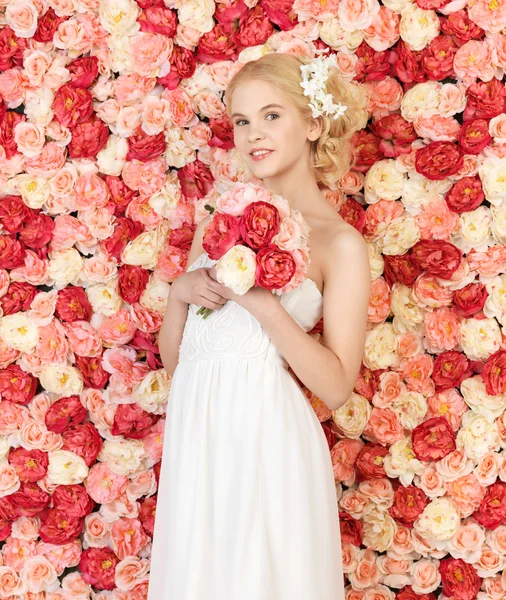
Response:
[157,216,211,377]
[247,227,371,411]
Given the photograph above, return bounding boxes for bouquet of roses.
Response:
[196,182,312,319]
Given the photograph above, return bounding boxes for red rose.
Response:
[416,0,450,9]
[0,111,25,160]
[339,198,366,233]
[239,201,281,250]
[104,176,139,215]
[158,46,196,90]
[79,547,120,590]
[415,142,464,180]
[126,128,166,162]
[130,331,162,370]
[19,212,55,249]
[410,239,462,279]
[55,286,92,322]
[0,236,26,269]
[8,448,48,482]
[412,416,456,462]
[0,520,11,542]
[422,35,457,80]
[432,351,474,392]
[0,364,37,404]
[355,365,384,401]
[0,282,38,315]
[351,131,385,173]
[441,10,484,46]
[118,264,150,303]
[482,350,506,395]
[62,422,103,467]
[215,0,248,31]
[355,42,392,82]
[101,217,144,260]
[453,282,488,317]
[196,24,238,64]
[383,254,423,287]
[232,5,275,50]
[169,224,197,252]
[10,482,50,517]
[370,114,417,158]
[208,116,235,150]
[458,119,492,154]
[397,586,436,600]
[112,404,160,439]
[321,422,338,451]
[45,395,87,434]
[33,8,67,43]
[445,176,484,213]
[464,79,506,120]
[0,195,31,233]
[53,84,93,128]
[201,212,242,260]
[138,6,177,36]
[439,558,481,600]
[388,485,429,528]
[356,443,389,479]
[0,26,28,71]
[52,484,95,518]
[74,354,111,389]
[68,113,109,159]
[473,482,506,529]
[255,245,296,290]
[39,508,84,545]
[67,56,99,89]
[259,0,298,30]
[139,496,156,537]
[177,159,215,200]
[392,41,426,84]
[339,511,363,546]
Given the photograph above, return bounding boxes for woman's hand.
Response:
[207,265,277,315]
[170,267,229,311]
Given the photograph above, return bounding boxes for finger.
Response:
[199,289,228,306]
[208,265,218,281]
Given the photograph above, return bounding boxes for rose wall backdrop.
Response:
[3,0,506,598]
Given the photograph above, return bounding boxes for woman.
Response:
[148,52,371,600]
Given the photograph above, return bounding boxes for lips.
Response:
[250,149,273,156]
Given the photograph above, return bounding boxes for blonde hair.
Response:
[224,53,369,190]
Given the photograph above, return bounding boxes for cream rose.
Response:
[459,317,502,361]
[399,4,439,51]
[47,249,84,289]
[456,411,501,461]
[401,82,441,122]
[414,497,460,543]
[319,19,365,51]
[98,439,147,476]
[14,174,50,209]
[364,160,406,204]
[47,450,89,485]
[391,391,428,430]
[452,206,493,253]
[132,369,171,415]
[177,0,215,33]
[362,509,397,552]
[364,322,399,370]
[148,173,183,218]
[390,283,425,333]
[332,393,372,439]
[86,280,122,317]
[0,312,39,353]
[383,437,425,486]
[460,376,506,422]
[484,274,506,327]
[377,215,421,256]
[121,225,167,270]
[479,157,506,206]
[99,0,140,34]
[39,365,84,395]
[140,276,171,315]
[215,245,257,295]
[96,135,129,177]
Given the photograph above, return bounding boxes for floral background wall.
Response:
[1,0,506,598]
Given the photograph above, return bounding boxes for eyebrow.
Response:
[231,104,284,119]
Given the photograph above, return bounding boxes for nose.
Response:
[247,121,265,143]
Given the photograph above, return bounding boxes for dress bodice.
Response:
[177,252,324,368]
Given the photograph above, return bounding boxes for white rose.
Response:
[414,497,460,542]
[452,206,493,254]
[98,439,147,476]
[377,215,421,255]
[164,127,196,169]
[364,159,406,203]
[23,88,55,126]
[400,4,440,51]
[0,436,10,461]
[401,82,441,122]
[456,411,501,461]
[86,280,122,317]
[0,312,39,353]
[47,450,89,485]
[121,225,167,270]
[140,276,171,314]
[96,135,128,177]
[491,205,506,244]
[368,244,384,280]
[484,274,506,327]
[148,172,183,218]
[390,283,425,333]
[132,369,171,415]
[177,0,215,33]
[215,245,257,295]
[391,391,428,429]
[383,437,425,486]
[332,393,371,439]
[99,0,140,35]
[362,509,397,552]
[364,322,399,370]
[460,317,502,361]
[319,19,365,51]
[108,34,137,75]
[479,157,506,206]
[401,173,451,213]
[47,249,83,289]
[13,174,50,209]
[39,365,84,395]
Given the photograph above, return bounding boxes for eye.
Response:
[235,119,247,126]
[266,113,279,121]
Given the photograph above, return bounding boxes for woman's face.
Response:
[230,79,319,182]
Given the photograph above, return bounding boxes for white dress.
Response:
[147,251,344,600]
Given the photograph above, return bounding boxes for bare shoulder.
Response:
[322,219,369,272]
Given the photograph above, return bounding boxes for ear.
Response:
[307,116,322,142]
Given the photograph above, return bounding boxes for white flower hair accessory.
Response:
[299,52,348,120]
